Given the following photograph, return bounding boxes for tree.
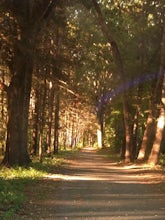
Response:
[137,0,165,161]
[0,0,57,166]
[148,19,165,165]
[91,0,132,162]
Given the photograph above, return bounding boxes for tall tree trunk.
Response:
[92,0,132,162]
[97,107,104,148]
[0,70,6,155]
[131,109,139,160]
[137,113,155,161]
[148,107,165,165]
[31,88,39,155]
[54,89,60,154]
[2,42,33,166]
[46,83,55,156]
[137,71,160,161]
[148,21,165,165]
[38,80,47,162]
[137,81,159,160]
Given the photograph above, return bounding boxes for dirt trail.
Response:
[18,148,165,220]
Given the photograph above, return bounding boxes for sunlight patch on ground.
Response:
[45,172,163,184]
[82,147,97,151]
[45,174,107,181]
[122,164,153,170]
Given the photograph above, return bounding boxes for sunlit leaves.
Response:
[67,20,79,38]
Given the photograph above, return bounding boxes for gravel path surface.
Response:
[19,148,165,220]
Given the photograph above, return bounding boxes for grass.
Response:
[0,149,76,219]
[0,165,47,219]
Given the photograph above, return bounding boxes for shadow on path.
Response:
[19,148,165,220]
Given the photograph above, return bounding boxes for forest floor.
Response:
[17,148,165,220]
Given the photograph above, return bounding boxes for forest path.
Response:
[19,148,165,220]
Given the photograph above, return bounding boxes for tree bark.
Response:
[54,89,60,154]
[46,83,55,156]
[148,107,165,165]
[0,70,6,155]
[97,107,104,148]
[38,79,47,162]
[2,41,33,166]
[137,113,155,161]
[31,88,39,155]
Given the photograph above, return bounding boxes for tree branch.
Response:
[91,0,125,79]
[40,0,57,22]
[33,0,57,39]
[92,0,132,162]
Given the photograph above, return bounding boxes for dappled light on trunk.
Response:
[137,115,154,161]
[97,129,102,149]
[148,108,165,165]
[124,149,131,163]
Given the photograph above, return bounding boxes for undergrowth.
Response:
[0,150,73,219]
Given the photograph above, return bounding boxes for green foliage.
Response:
[0,165,46,219]
[0,178,25,219]
[0,153,70,219]
[104,106,124,151]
